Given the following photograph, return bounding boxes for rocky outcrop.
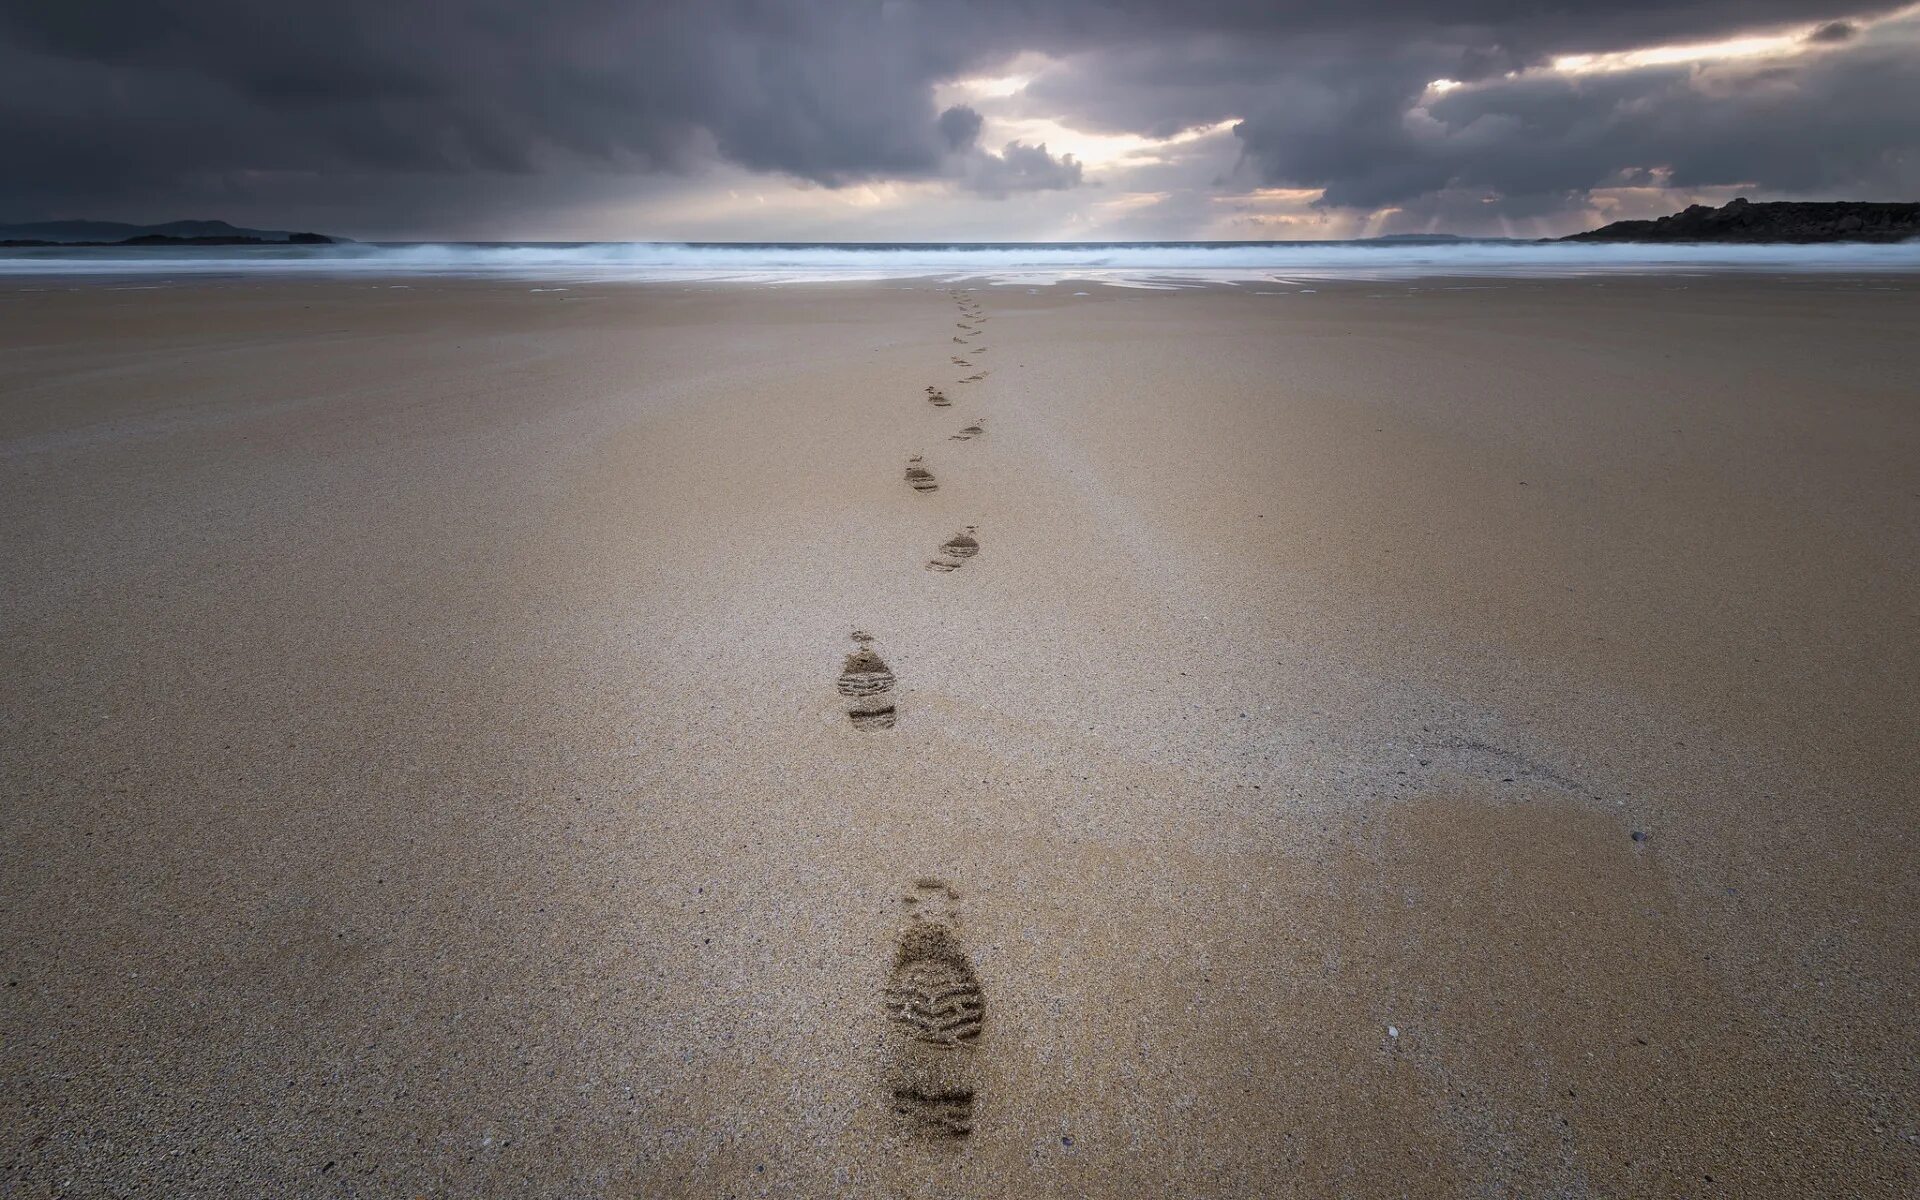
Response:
[1565,197,1920,243]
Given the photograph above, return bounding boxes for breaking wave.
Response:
[5,238,1919,284]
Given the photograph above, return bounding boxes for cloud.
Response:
[929,103,1082,197]
[938,105,986,151]
[0,0,1009,226]
[1,0,1915,235]
[959,140,1085,197]
[1227,10,1920,219]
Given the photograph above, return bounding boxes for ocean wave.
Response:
[4,238,1919,283]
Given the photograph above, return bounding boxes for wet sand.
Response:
[2,275,1915,1196]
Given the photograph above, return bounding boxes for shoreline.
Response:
[6,236,1920,287]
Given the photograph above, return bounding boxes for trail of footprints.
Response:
[839,287,996,1137]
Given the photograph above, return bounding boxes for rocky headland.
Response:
[1565,197,1920,243]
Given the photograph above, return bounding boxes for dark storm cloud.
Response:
[939,106,986,152]
[1,0,1915,232]
[4,4,959,177]
[0,0,1018,227]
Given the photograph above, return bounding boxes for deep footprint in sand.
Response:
[837,634,897,730]
[905,456,938,493]
[951,357,972,367]
[948,420,984,441]
[926,527,980,573]
[926,385,951,407]
[884,879,985,1136]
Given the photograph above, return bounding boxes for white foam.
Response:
[2,239,1918,285]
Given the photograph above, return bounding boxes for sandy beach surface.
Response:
[3,274,1916,1197]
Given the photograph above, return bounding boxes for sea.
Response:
[4,239,1919,286]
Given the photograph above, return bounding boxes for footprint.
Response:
[837,635,897,730]
[905,456,938,493]
[952,336,968,344]
[926,386,951,407]
[959,372,987,383]
[948,421,984,441]
[951,357,971,367]
[926,527,980,572]
[884,879,984,1136]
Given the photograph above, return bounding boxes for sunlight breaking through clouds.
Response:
[1553,32,1813,74]
[1541,2,1920,76]
[988,117,1238,171]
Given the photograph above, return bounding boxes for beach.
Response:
[2,274,1916,1196]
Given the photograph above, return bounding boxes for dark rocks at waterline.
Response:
[1565,198,1920,244]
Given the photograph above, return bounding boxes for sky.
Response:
[2,1,1918,241]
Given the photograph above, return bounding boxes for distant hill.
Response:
[1564,198,1920,244]
[0,219,340,244]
